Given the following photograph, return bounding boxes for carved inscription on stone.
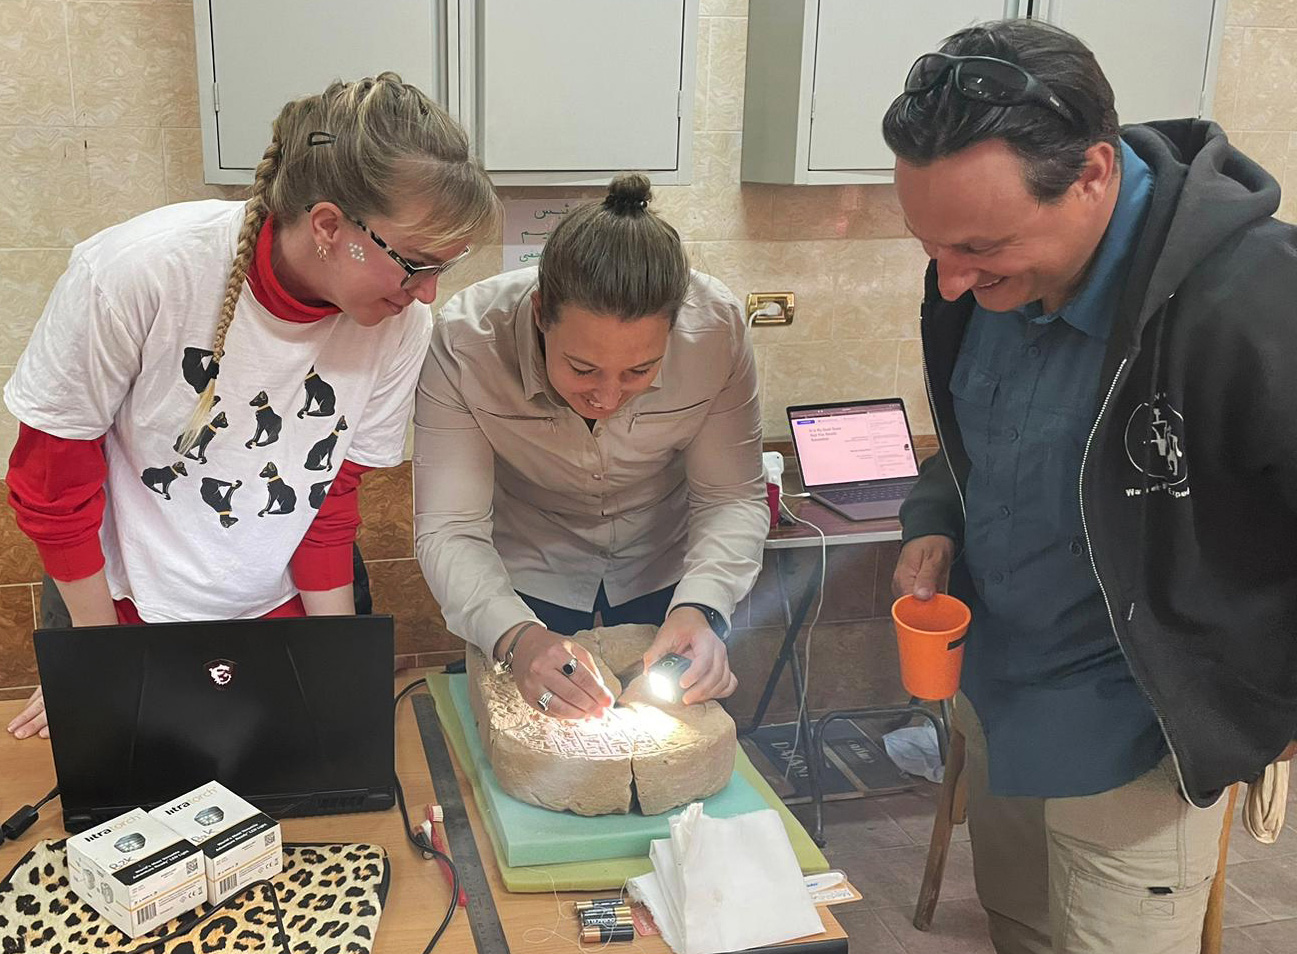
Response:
[468,624,737,815]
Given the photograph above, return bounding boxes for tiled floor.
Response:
[797,776,1297,953]
[794,784,993,954]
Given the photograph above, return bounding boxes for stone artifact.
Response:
[467,624,737,815]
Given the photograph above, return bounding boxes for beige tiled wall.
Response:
[1214,0,1297,225]
[0,0,934,464]
[4,0,1292,463]
[1,1,1295,698]
[0,0,245,485]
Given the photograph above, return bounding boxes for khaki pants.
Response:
[955,695,1228,954]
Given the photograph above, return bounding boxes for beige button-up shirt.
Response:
[413,267,767,656]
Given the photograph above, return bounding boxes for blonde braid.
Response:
[175,74,497,453]
[174,135,281,455]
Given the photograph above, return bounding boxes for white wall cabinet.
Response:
[742,0,1018,185]
[193,0,698,187]
[1032,0,1226,125]
[193,0,453,184]
[459,0,697,184]
[741,0,1226,186]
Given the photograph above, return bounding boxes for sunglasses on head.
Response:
[903,52,1078,127]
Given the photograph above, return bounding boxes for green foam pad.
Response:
[424,673,829,892]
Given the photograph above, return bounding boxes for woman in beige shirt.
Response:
[414,174,768,720]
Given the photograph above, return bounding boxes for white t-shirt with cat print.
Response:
[5,200,432,622]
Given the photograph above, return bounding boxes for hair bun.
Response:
[603,172,652,215]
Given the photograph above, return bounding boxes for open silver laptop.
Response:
[786,398,920,521]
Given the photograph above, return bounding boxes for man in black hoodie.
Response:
[882,18,1297,954]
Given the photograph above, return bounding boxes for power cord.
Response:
[747,301,783,327]
[0,786,59,843]
[2,681,461,954]
[0,787,293,954]
[395,677,461,954]
[124,878,290,954]
[776,499,828,778]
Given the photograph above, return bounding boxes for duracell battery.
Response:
[580,906,631,916]
[581,924,635,943]
[580,911,633,928]
[574,898,625,913]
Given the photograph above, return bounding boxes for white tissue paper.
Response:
[883,723,945,783]
[628,805,823,954]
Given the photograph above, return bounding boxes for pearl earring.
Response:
[348,242,365,262]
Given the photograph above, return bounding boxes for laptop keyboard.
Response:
[820,485,908,504]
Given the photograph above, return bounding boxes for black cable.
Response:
[122,877,290,954]
[1,786,59,842]
[4,682,456,953]
[128,680,460,954]
[0,785,290,954]
[395,677,461,954]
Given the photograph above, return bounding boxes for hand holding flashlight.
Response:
[643,607,738,705]
[646,653,692,703]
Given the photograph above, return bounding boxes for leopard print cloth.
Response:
[0,840,389,953]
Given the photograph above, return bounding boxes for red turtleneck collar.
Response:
[245,215,342,323]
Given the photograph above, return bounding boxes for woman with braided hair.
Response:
[414,173,768,722]
[5,73,498,740]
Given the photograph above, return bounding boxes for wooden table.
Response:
[0,673,849,953]
[766,495,904,550]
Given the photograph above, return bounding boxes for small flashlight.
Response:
[646,652,692,703]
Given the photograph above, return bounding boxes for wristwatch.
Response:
[671,602,730,642]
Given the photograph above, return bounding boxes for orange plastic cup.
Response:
[891,594,971,701]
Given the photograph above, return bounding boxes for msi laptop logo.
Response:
[205,659,236,689]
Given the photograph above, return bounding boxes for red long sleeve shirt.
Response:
[7,215,371,619]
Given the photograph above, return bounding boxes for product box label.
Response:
[67,808,205,938]
[149,781,283,905]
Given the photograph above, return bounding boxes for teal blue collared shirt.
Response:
[954,141,1165,798]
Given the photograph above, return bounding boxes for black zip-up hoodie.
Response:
[901,120,1297,807]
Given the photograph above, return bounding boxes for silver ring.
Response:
[537,690,554,712]
[561,657,578,677]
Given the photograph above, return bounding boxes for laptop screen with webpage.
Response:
[788,400,920,489]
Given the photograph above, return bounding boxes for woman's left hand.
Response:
[643,607,737,705]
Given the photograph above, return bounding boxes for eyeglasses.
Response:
[351,217,470,290]
[903,52,1078,127]
[304,204,470,290]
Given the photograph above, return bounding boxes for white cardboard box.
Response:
[66,808,207,938]
[149,781,283,905]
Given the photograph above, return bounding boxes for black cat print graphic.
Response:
[246,391,283,448]
[258,462,298,517]
[199,477,243,528]
[174,411,227,464]
[297,366,336,418]
[304,416,348,472]
[141,461,188,500]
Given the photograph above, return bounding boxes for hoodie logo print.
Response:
[1123,393,1190,499]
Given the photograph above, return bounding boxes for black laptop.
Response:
[34,615,396,832]
[786,398,921,521]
